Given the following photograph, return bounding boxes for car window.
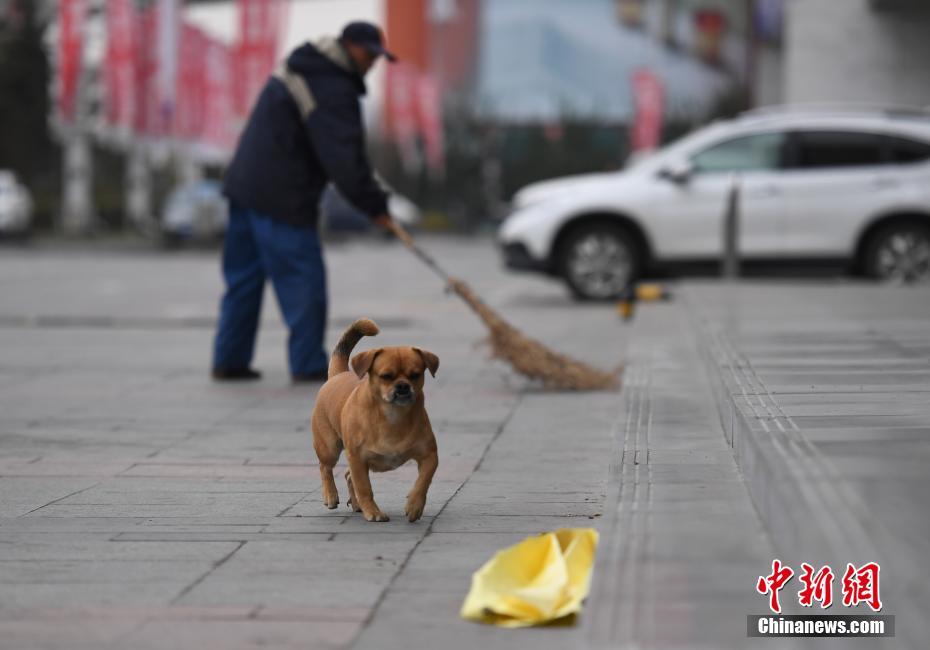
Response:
[790,131,884,169]
[691,133,785,173]
[887,136,930,164]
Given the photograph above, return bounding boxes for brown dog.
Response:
[311,318,439,522]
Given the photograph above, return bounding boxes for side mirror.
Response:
[659,159,694,184]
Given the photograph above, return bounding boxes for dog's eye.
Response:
[380,373,394,381]
[409,372,420,380]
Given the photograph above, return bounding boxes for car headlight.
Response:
[499,203,554,242]
[513,186,568,210]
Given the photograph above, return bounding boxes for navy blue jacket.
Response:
[223,38,388,228]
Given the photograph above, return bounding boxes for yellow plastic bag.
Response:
[460,528,599,627]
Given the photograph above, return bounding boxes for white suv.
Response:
[499,108,930,299]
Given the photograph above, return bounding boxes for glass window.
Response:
[691,133,785,173]
[887,136,930,164]
[791,131,883,169]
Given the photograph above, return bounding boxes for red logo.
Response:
[842,562,882,612]
[798,563,834,609]
[757,561,882,613]
[756,559,794,614]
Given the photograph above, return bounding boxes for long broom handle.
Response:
[386,220,505,328]
[385,220,452,284]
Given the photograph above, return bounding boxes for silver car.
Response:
[0,170,33,234]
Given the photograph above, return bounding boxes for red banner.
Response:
[104,0,136,129]
[134,5,159,135]
[233,0,287,119]
[630,69,664,152]
[386,63,419,150]
[172,23,235,153]
[386,63,445,175]
[202,39,236,151]
[100,0,272,155]
[156,0,181,134]
[175,24,206,140]
[416,75,444,175]
[58,0,86,123]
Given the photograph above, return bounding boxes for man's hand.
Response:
[374,214,414,247]
[372,213,393,229]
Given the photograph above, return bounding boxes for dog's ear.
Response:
[413,348,439,377]
[351,349,381,378]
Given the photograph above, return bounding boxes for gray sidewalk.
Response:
[0,238,622,650]
[2,239,927,649]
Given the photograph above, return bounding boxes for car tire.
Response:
[557,223,641,300]
[864,222,930,283]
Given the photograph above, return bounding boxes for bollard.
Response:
[617,284,636,321]
[721,175,741,279]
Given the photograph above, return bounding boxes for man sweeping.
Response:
[212,22,397,382]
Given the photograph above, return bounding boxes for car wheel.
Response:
[558,224,639,300]
[865,223,930,283]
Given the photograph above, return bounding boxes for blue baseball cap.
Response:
[341,21,397,62]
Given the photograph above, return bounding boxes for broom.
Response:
[386,221,621,391]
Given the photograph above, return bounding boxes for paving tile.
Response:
[121,619,360,650]
[685,280,930,650]
[0,619,141,650]
[0,477,101,517]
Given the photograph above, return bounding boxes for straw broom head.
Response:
[447,278,621,391]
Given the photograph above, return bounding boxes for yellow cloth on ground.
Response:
[460,528,599,627]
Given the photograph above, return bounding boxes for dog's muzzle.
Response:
[390,382,414,405]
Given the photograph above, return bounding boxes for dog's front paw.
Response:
[363,509,390,522]
[323,494,339,509]
[405,497,425,523]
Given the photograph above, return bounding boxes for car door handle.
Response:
[871,178,899,190]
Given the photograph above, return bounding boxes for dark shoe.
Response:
[291,369,329,383]
[212,367,262,381]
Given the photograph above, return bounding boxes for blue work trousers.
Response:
[212,204,328,376]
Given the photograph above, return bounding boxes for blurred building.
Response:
[783,0,930,108]
[474,0,738,124]
[186,0,384,124]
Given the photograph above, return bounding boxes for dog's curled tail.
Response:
[329,318,379,378]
